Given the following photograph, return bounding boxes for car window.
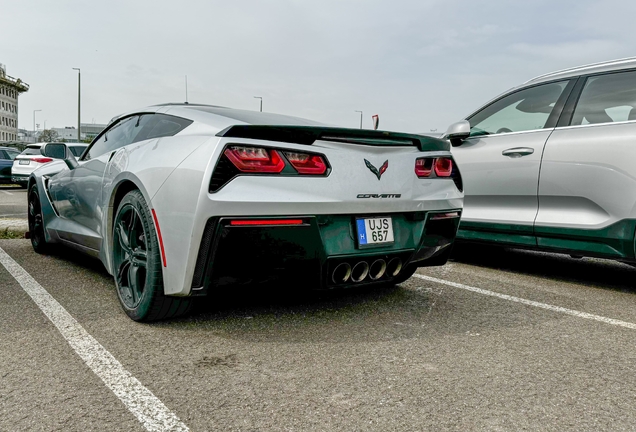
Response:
[468,81,568,137]
[21,147,42,155]
[132,113,193,143]
[0,150,8,160]
[85,116,139,160]
[6,150,19,160]
[571,70,636,126]
[69,146,87,157]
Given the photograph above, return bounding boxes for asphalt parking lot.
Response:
[0,185,27,219]
[3,235,636,431]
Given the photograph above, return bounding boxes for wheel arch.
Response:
[101,174,155,275]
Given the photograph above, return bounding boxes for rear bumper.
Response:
[190,210,460,295]
[11,174,29,184]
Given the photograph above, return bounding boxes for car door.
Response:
[49,115,140,249]
[0,150,11,182]
[535,69,636,258]
[452,79,574,245]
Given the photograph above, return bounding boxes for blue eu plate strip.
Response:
[356,219,367,245]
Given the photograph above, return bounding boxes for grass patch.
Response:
[0,230,25,239]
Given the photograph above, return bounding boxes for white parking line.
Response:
[0,246,189,432]
[1,190,13,195]
[414,273,636,330]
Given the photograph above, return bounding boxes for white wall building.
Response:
[0,63,29,143]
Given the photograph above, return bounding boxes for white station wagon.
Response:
[442,57,636,262]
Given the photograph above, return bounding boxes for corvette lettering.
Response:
[356,194,402,199]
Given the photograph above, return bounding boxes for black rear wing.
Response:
[216,125,449,152]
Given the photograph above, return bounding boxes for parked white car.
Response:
[442,57,636,262]
[12,143,88,186]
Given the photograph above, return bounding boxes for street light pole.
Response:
[72,68,81,142]
[33,109,41,135]
[253,96,262,112]
[355,110,363,129]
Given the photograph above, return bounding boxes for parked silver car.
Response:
[443,57,636,261]
[12,143,88,186]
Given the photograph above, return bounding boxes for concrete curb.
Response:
[0,218,28,238]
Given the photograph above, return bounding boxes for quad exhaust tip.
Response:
[369,259,386,280]
[351,261,370,282]
[387,258,402,277]
[332,262,352,284]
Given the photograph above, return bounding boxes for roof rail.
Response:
[525,56,636,83]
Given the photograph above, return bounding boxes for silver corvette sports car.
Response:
[28,104,463,321]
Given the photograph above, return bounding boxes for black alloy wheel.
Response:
[28,184,49,253]
[112,189,191,321]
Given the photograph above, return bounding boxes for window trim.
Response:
[465,78,576,138]
[555,67,636,129]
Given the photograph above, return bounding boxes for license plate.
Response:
[356,217,394,246]
[19,160,30,165]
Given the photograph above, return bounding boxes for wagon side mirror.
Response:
[41,142,78,170]
[442,120,471,147]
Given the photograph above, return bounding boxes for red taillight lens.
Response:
[229,219,304,226]
[32,157,53,164]
[283,151,327,175]
[415,158,433,178]
[434,157,453,177]
[224,146,285,173]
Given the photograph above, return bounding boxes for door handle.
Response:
[502,147,534,157]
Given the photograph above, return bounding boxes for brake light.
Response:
[283,152,327,175]
[32,157,53,164]
[229,219,304,226]
[224,146,285,173]
[414,158,433,178]
[434,157,453,177]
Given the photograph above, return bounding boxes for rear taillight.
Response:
[32,157,53,164]
[224,146,285,173]
[414,158,433,177]
[434,157,453,177]
[283,151,327,175]
[415,157,453,178]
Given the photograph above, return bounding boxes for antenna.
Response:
[185,75,188,103]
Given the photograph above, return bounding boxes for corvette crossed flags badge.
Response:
[364,159,389,180]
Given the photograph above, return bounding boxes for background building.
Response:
[0,63,29,143]
[51,123,106,142]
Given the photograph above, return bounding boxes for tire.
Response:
[112,190,191,322]
[28,184,50,254]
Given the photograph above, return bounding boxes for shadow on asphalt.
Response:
[450,242,636,294]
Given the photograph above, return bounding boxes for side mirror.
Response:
[40,143,78,170]
[442,120,471,147]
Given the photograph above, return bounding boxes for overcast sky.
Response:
[3,0,635,133]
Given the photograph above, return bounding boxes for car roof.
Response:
[110,103,325,132]
[525,56,636,85]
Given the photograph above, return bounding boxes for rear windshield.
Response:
[21,147,42,155]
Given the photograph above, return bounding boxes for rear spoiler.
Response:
[216,125,449,152]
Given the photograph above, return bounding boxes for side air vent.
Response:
[209,154,240,192]
[191,218,218,288]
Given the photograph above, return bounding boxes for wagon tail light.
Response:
[415,156,462,191]
[31,157,53,164]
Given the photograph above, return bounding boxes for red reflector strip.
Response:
[151,209,167,267]
[430,212,460,220]
[32,157,53,163]
[229,219,304,226]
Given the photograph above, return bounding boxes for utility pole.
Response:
[253,96,262,112]
[33,109,41,134]
[355,110,363,129]
[73,68,81,141]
